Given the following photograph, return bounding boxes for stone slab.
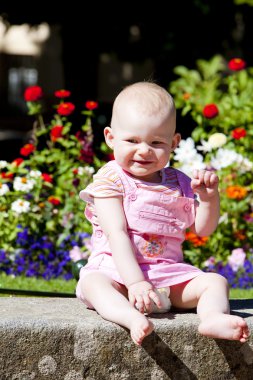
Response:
[0,297,253,379]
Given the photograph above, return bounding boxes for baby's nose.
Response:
[138,143,151,154]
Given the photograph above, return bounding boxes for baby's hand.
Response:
[128,280,162,314]
[191,169,219,200]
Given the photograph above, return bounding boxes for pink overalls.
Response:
[76,161,203,305]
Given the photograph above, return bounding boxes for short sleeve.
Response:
[79,163,124,204]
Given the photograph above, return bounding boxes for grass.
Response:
[0,273,76,296]
[0,273,253,299]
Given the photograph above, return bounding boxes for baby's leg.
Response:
[170,273,250,342]
[79,272,154,345]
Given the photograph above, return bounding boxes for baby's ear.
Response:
[171,133,181,151]
[104,126,114,149]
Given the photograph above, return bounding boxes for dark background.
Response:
[0,1,252,160]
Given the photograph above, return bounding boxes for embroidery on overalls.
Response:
[141,234,163,257]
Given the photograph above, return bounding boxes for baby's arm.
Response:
[94,196,162,313]
[190,169,220,236]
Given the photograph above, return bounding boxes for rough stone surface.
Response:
[0,297,253,379]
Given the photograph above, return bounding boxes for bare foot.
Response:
[198,313,250,343]
[130,315,154,345]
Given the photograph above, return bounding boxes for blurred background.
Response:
[0,0,252,161]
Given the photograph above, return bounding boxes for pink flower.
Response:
[204,256,216,267]
[228,248,246,272]
[69,246,89,262]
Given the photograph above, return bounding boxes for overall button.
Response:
[184,204,191,212]
[130,193,137,201]
[95,230,103,238]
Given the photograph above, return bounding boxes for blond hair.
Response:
[112,82,176,118]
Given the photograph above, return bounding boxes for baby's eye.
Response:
[126,139,137,143]
[152,141,163,145]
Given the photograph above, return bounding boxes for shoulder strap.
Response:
[167,167,194,198]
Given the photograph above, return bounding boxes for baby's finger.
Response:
[148,290,162,308]
[128,293,137,307]
[135,295,145,313]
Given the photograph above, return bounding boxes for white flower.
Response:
[13,176,35,192]
[0,183,9,196]
[218,213,228,224]
[210,149,239,170]
[197,133,227,153]
[83,166,95,175]
[179,155,206,177]
[29,170,42,178]
[0,160,8,169]
[173,137,198,163]
[237,156,253,173]
[208,133,227,148]
[11,199,30,214]
[197,139,212,153]
[77,166,95,175]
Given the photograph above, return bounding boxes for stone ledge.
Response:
[0,298,253,380]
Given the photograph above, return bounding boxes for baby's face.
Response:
[105,104,180,183]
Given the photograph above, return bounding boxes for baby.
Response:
[76,82,250,345]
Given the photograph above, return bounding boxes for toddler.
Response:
[76,82,250,345]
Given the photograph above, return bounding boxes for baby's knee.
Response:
[205,272,229,289]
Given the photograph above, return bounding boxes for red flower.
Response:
[54,89,71,98]
[48,196,61,205]
[202,104,219,119]
[24,86,43,102]
[41,173,53,183]
[85,100,98,110]
[1,172,14,179]
[72,168,78,175]
[20,144,36,156]
[50,125,64,141]
[228,58,246,71]
[57,102,75,116]
[231,127,246,139]
[12,158,24,166]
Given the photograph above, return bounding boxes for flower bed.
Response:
[170,56,253,288]
[0,87,105,279]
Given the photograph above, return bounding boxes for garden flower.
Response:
[231,127,246,140]
[29,170,42,178]
[11,199,30,214]
[50,125,64,141]
[57,102,75,116]
[54,89,71,98]
[24,85,43,101]
[0,160,8,168]
[85,100,98,110]
[202,104,219,119]
[226,185,247,200]
[0,183,9,196]
[228,248,246,271]
[20,144,36,156]
[69,245,89,262]
[13,177,35,192]
[228,58,246,71]
[185,231,208,247]
[173,137,198,162]
[12,158,24,166]
[208,133,227,148]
